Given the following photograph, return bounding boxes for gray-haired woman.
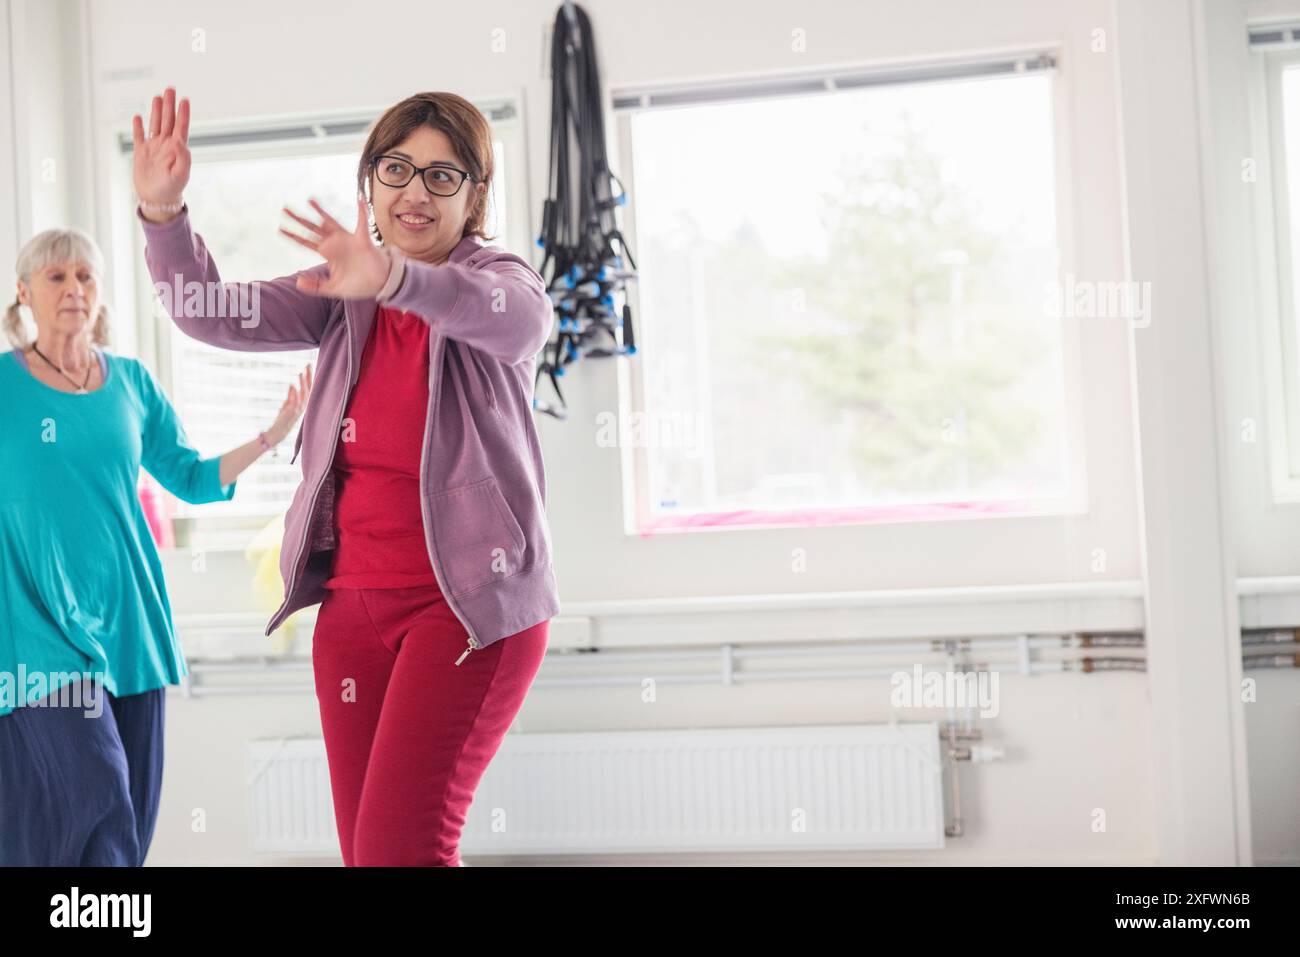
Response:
[0,226,310,865]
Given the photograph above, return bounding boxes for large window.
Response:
[123,104,521,545]
[616,55,1076,532]
[161,143,356,521]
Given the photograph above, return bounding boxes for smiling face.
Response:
[368,125,488,266]
[16,258,99,340]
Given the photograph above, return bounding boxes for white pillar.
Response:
[0,0,21,303]
[1112,0,1252,864]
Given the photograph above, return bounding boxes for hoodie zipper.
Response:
[420,333,482,665]
[270,313,353,634]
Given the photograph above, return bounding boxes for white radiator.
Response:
[247,723,946,857]
[247,738,339,855]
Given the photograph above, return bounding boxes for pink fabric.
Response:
[137,478,176,548]
[311,585,549,866]
[636,498,1039,535]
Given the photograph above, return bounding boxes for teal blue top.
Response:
[0,348,236,716]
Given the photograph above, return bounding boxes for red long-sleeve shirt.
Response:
[324,306,442,590]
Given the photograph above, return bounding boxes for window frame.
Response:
[611,56,1089,536]
[1254,45,1300,504]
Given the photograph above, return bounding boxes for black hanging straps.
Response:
[533,1,638,421]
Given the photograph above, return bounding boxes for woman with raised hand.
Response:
[0,226,310,866]
[133,87,560,867]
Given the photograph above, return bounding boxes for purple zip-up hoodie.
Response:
[136,204,561,664]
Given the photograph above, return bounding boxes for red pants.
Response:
[311,585,549,866]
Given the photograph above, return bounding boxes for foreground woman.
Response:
[134,87,560,866]
[0,227,310,865]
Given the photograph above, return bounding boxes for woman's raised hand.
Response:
[265,364,314,446]
[132,87,192,219]
[280,195,391,300]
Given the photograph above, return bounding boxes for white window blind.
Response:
[610,51,1056,112]
[1249,21,1300,49]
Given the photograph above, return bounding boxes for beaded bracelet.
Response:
[257,431,278,458]
[139,198,184,214]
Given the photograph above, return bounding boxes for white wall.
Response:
[2,0,1290,865]
[1206,0,1300,865]
[3,0,101,348]
[0,1,17,295]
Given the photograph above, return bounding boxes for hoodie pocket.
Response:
[430,477,526,597]
[465,346,498,411]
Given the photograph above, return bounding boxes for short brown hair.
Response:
[358,92,495,244]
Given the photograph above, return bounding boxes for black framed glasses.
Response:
[372,155,474,197]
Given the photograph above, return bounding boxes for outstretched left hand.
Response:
[280,195,390,299]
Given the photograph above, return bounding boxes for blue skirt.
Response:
[0,680,165,866]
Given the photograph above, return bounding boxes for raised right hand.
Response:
[265,364,314,446]
[132,87,192,217]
